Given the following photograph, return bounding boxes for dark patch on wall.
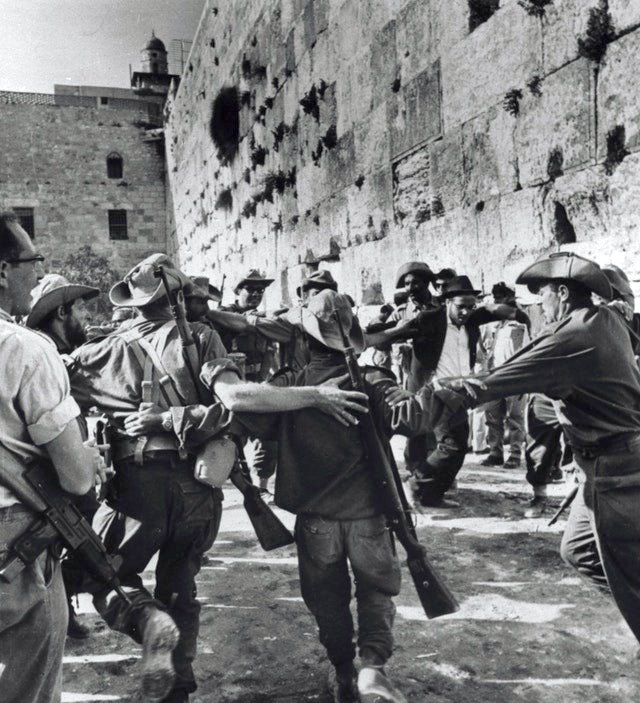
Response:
[300,85,320,121]
[604,125,629,175]
[355,175,365,189]
[518,0,552,17]
[547,147,564,181]
[209,86,240,164]
[578,2,616,63]
[553,202,577,244]
[215,187,233,211]
[469,0,500,32]
[502,88,523,117]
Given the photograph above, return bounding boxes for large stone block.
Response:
[370,20,397,109]
[395,0,435,85]
[462,105,518,206]
[517,58,594,187]
[392,144,432,229]
[597,29,640,161]
[610,0,640,33]
[353,102,391,175]
[389,62,442,159]
[441,2,542,128]
[541,0,593,74]
[430,129,464,211]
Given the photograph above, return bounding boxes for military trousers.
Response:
[525,394,564,487]
[560,433,640,642]
[484,395,525,461]
[295,513,401,667]
[90,455,222,696]
[0,505,67,703]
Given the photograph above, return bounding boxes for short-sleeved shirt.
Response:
[0,309,81,507]
[250,306,310,371]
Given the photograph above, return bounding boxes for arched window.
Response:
[107,152,123,179]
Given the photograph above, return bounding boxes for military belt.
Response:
[112,435,181,462]
[572,430,640,459]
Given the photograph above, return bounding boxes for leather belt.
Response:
[113,435,180,462]
[572,431,640,459]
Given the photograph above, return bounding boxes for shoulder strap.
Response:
[135,323,184,408]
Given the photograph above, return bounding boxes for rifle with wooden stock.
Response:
[333,311,459,619]
[153,265,294,551]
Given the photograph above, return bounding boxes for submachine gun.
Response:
[0,453,131,605]
[333,312,459,618]
[153,265,294,551]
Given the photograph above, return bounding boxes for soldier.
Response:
[69,254,367,703]
[0,212,101,703]
[206,268,339,373]
[217,269,279,492]
[183,276,222,325]
[440,252,640,647]
[26,274,101,640]
[215,290,431,703]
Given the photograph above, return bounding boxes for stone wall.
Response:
[0,101,167,276]
[165,0,640,307]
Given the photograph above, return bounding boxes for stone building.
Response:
[0,33,175,276]
[165,0,640,308]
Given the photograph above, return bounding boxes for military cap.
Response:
[441,275,481,299]
[301,289,364,353]
[184,276,222,302]
[110,253,191,308]
[27,274,99,329]
[296,269,338,297]
[234,269,274,293]
[395,261,434,288]
[516,252,613,300]
[602,264,634,306]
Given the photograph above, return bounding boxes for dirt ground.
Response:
[62,441,640,702]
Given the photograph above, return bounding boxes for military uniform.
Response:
[454,254,640,643]
[70,257,229,701]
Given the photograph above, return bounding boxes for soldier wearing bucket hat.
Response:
[436,252,640,649]
[27,274,99,352]
[68,252,230,702]
[183,276,222,327]
[231,288,432,703]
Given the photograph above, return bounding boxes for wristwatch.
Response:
[161,412,173,432]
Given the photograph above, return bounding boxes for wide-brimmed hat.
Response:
[109,253,190,308]
[300,289,364,353]
[516,252,613,300]
[602,265,634,306]
[27,274,99,329]
[234,269,274,293]
[395,261,433,288]
[441,275,481,299]
[296,269,338,298]
[184,276,222,302]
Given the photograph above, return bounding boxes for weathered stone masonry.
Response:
[0,101,166,274]
[165,0,640,307]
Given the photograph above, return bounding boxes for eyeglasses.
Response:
[6,254,45,264]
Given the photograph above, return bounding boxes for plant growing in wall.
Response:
[527,74,543,96]
[241,199,257,218]
[518,0,552,17]
[250,143,268,170]
[578,1,615,63]
[299,85,320,121]
[502,88,523,116]
[603,125,629,175]
[209,86,240,164]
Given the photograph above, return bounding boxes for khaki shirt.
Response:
[70,313,227,430]
[474,305,640,447]
[219,303,278,380]
[0,309,81,507]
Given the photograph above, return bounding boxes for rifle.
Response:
[547,484,579,526]
[153,265,294,551]
[0,459,131,606]
[333,311,459,618]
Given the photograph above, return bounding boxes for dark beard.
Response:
[65,318,87,349]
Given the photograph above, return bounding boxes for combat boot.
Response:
[140,608,180,702]
[358,665,407,703]
[327,661,359,703]
[67,598,91,640]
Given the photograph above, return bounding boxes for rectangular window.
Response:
[13,207,35,238]
[108,209,128,240]
[100,96,109,105]
[469,0,500,32]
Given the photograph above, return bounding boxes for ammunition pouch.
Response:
[194,436,238,488]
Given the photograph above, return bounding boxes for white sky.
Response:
[0,0,206,93]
